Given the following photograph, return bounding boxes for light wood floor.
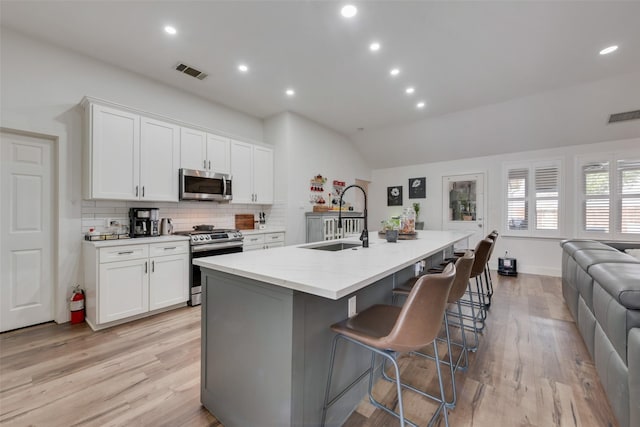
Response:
[0,273,617,427]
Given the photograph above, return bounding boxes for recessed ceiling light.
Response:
[286,89,295,96]
[238,64,249,73]
[405,87,415,94]
[599,45,618,55]
[416,101,426,109]
[390,68,400,76]
[369,42,380,52]
[341,5,357,18]
[164,26,177,35]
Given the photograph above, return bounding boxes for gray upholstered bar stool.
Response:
[321,264,456,427]
[391,251,475,408]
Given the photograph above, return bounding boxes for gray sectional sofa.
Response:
[561,240,640,427]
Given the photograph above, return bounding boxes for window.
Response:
[507,168,528,231]
[578,153,640,239]
[504,160,561,237]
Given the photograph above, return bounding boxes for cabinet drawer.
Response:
[264,233,284,244]
[244,235,265,246]
[149,241,189,257]
[99,245,149,263]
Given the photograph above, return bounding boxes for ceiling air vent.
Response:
[175,62,208,80]
[608,109,640,123]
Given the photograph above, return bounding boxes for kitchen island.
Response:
[194,230,472,427]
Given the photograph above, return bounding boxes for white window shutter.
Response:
[507,168,528,231]
[534,165,559,230]
[618,159,640,234]
[583,161,610,233]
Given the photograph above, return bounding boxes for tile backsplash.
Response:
[81,200,285,235]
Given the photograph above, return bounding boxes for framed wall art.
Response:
[387,186,403,206]
[408,177,426,199]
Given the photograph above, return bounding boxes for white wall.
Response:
[0,28,266,324]
[264,112,371,245]
[370,137,640,276]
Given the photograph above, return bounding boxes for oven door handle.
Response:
[191,241,244,253]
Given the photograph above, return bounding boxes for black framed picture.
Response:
[408,177,426,199]
[387,186,403,206]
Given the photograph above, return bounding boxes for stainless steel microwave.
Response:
[179,168,232,201]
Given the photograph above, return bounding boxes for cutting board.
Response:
[235,214,255,230]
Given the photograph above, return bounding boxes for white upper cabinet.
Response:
[89,104,140,200]
[84,100,179,201]
[231,140,273,205]
[207,133,231,174]
[180,128,231,174]
[82,97,267,203]
[253,145,274,204]
[180,127,207,171]
[140,117,180,201]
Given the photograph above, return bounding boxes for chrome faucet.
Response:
[338,184,368,248]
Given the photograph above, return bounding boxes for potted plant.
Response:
[413,202,424,230]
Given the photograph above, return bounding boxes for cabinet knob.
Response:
[135,186,139,197]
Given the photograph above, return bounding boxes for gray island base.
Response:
[197,230,473,427]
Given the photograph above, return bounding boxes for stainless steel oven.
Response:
[174,226,243,305]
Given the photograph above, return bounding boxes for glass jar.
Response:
[400,207,415,233]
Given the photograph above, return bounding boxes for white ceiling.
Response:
[2,1,640,167]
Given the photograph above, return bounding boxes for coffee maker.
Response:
[129,208,160,238]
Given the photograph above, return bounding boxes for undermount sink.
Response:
[304,242,362,251]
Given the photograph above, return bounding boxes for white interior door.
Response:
[442,173,486,250]
[1,130,54,332]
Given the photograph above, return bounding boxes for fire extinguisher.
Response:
[70,285,85,324]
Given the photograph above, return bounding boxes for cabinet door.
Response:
[253,145,274,204]
[98,258,149,323]
[91,104,140,200]
[149,254,189,310]
[230,140,254,204]
[180,127,207,171]
[207,134,231,174]
[140,117,179,201]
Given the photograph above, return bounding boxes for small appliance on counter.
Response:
[160,218,174,235]
[129,208,160,238]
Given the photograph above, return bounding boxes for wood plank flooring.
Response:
[0,273,617,427]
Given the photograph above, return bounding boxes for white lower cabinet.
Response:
[243,232,285,251]
[149,253,189,311]
[84,240,189,330]
[99,258,149,323]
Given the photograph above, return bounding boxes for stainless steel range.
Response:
[174,225,243,306]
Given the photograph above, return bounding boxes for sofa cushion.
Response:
[560,240,618,257]
[626,249,640,261]
[590,263,640,310]
[574,249,639,273]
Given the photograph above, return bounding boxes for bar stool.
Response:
[321,264,456,427]
[458,238,493,333]
[453,231,498,304]
[390,251,475,408]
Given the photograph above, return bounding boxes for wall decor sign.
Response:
[408,177,426,199]
[387,186,403,206]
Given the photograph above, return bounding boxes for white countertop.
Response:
[240,228,286,235]
[194,230,472,300]
[83,235,189,248]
